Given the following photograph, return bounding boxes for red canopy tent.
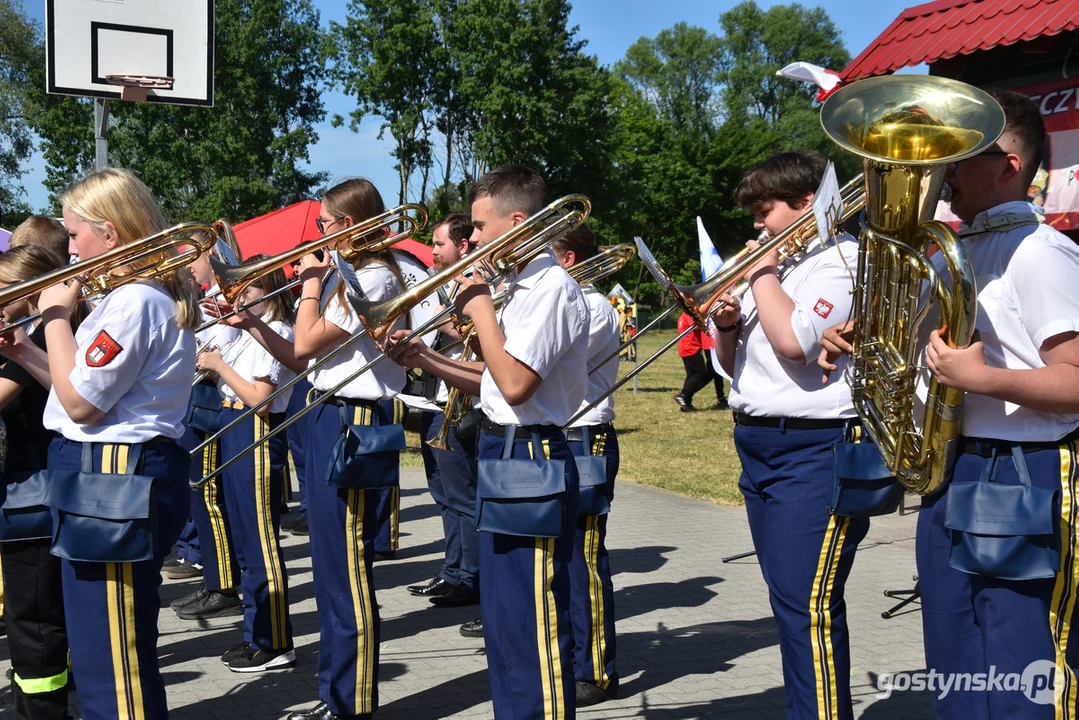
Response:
[232,200,434,267]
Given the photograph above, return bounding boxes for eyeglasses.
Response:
[315,216,344,235]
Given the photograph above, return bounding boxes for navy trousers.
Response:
[173,428,202,564]
[918,438,1079,720]
[220,408,293,651]
[47,437,190,720]
[426,410,480,591]
[567,425,619,693]
[373,399,403,554]
[185,426,239,592]
[735,424,869,720]
[285,377,312,515]
[477,426,580,720]
[306,399,392,716]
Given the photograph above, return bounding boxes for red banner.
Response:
[1015,77,1079,231]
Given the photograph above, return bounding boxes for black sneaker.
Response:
[220,641,251,666]
[673,392,687,408]
[715,399,730,411]
[166,558,204,580]
[576,680,617,707]
[162,554,183,570]
[289,515,309,536]
[227,644,296,673]
[459,617,483,638]
[176,590,243,620]
[171,581,209,610]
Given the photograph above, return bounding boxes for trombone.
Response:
[427,242,637,451]
[0,222,222,325]
[191,195,591,487]
[562,179,866,428]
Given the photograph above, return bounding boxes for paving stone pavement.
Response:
[0,470,937,719]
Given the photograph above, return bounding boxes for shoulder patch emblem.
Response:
[814,298,834,319]
[86,330,123,367]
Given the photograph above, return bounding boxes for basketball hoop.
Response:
[105,74,175,103]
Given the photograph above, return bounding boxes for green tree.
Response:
[0,0,42,219]
[31,0,328,222]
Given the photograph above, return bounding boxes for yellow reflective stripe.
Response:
[810,515,847,720]
[254,415,287,649]
[13,668,68,694]
[106,562,143,720]
[203,441,233,589]
[345,489,375,714]
[1051,441,1079,720]
[535,537,563,719]
[585,515,611,689]
[389,486,400,552]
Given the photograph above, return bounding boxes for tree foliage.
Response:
[0,0,42,220]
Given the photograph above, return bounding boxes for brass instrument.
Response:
[428,242,637,452]
[210,204,427,306]
[0,222,221,319]
[821,75,1005,495]
[351,195,591,344]
[191,196,590,487]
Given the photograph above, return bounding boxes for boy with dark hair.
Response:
[715,150,867,720]
[391,164,590,719]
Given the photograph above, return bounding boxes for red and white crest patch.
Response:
[813,298,834,319]
[86,331,123,368]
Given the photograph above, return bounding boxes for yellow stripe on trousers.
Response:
[345,488,376,714]
[584,515,610,689]
[203,440,233,589]
[527,437,564,718]
[254,415,288,649]
[102,444,144,720]
[1052,441,1079,720]
[810,514,848,720]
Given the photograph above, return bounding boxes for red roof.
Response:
[232,199,433,269]
[842,0,1079,81]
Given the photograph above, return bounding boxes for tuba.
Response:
[820,75,1006,495]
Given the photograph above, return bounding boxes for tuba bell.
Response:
[820,75,1006,495]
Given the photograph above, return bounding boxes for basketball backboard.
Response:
[46,0,214,107]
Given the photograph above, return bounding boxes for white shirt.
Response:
[44,281,196,442]
[217,317,297,414]
[308,262,406,400]
[569,285,620,427]
[480,250,590,426]
[918,201,1079,441]
[729,234,859,419]
[196,283,240,351]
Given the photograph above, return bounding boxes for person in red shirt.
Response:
[674,312,727,412]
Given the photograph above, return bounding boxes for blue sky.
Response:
[16,0,917,217]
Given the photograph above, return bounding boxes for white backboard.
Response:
[46,0,214,107]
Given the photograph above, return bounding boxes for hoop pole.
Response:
[94,98,110,171]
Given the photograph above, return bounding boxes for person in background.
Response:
[8,216,71,261]
[674,311,727,412]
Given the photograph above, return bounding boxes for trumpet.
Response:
[0,223,222,324]
[191,196,591,487]
[427,242,637,452]
[562,182,866,429]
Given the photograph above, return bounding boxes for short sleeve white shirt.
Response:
[217,318,297,413]
[44,281,196,442]
[917,201,1079,441]
[728,234,859,419]
[480,251,590,427]
[568,285,620,427]
[308,263,406,400]
[196,283,241,351]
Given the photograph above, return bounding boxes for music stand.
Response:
[882,577,920,619]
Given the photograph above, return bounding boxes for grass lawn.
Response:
[401,329,744,507]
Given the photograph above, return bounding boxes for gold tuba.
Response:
[820,75,1006,495]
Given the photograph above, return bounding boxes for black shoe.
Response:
[162,554,183,570]
[430,584,479,607]
[166,557,204,580]
[285,701,371,720]
[576,680,617,707]
[673,392,687,408]
[220,640,250,666]
[176,590,243,620]
[289,515,309,536]
[373,550,396,562]
[407,576,454,597]
[679,403,697,413]
[227,644,296,673]
[459,617,483,638]
[171,581,209,610]
[715,399,730,410]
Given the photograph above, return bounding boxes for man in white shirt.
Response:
[902,91,1079,720]
[407,213,484,608]
[389,164,590,719]
[713,151,868,720]
[553,223,621,707]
